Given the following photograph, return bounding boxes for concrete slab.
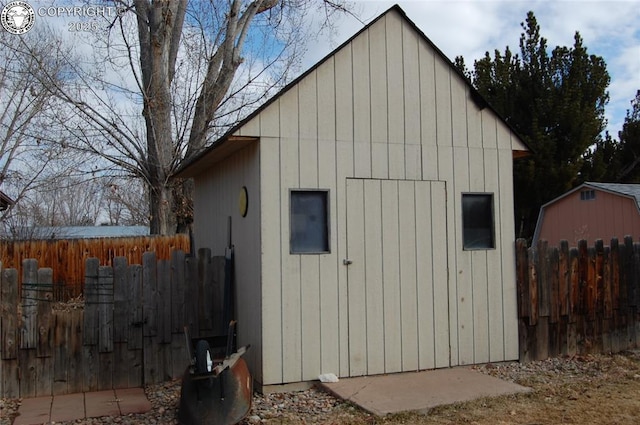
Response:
[12,396,51,425]
[115,387,152,414]
[50,393,85,422]
[85,389,121,418]
[320,367,531,416]
[13,388,152,424]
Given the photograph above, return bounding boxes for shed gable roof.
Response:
[175,4,529,178]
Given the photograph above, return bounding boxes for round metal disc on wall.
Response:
[239,186,248,217]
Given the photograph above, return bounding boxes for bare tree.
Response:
[15,0,353,234]
[102,177,149,226]
[0,29,66,219]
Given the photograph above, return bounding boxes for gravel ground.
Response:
[2,351,639,424]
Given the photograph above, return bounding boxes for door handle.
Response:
[343,259,353,265]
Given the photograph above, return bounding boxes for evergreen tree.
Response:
[460,12,610,239]
[612,91,640,182]
[580,132,622,182]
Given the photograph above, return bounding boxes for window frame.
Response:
[289,189,331,255]
[580,189,596,201]
[461,192,496,251]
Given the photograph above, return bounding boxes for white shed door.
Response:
[345,178,450,376]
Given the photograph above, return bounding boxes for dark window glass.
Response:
[580,190,595,201]
[462,194,495,250]
[290,191,329,253]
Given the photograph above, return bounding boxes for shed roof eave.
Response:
[173,136,259,179]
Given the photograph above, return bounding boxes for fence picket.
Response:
[113,257,129,343]
[36,268,53,358]
[1,268,18,360]
[98,266,114,353]
[142,251,159,385]
[559,241,570,316]
[20,259,38,349]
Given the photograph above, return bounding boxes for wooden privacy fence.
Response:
[516,237,640,362]
[0,249,226,399]
[0,234,191,300]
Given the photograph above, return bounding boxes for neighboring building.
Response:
[0,190,14,211]
[176,5,529,391]
[7,225,150,240]
[534,182,640,246]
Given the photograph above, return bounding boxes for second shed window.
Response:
[462,193,495,250]
[290,190,329,253]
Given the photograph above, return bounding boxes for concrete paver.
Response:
[320,367,531,416]
[12,396,51,425]
[84,390,121,418]
[50,393,85,423]
[115,388,152,415]
[13,388,151,425]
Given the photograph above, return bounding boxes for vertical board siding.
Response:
[403,21,422,181]
[317,57,340,378]
[260,137,282,385]
[386,13,406,180]
[453,146,473,365]
[280,91,303,383]
[346,179,367,376]
[352,28,372,178]
[415,183,436,370]
[363,180,385,375]
[334,45,355,379]
[381,180,402,374]
[498,147,520,360]
[398,181,419,371]
[201,8,523,385]
[369,18,389,179]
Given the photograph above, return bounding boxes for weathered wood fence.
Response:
[0,235,191,300]
[0,249,226,398]
[517,237,640,362]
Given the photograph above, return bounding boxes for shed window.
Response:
[290,190,329,253]
[580,190,595,201]
[462,193,495,250]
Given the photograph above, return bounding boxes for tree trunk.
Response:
[135,0,186,235]
[149,176,176,235]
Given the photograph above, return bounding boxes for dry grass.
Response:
[284,351,640,425]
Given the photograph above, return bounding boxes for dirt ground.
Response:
[3,350,640,424]
[322,350,640,425]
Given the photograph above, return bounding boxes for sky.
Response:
[303,0,640,138]
[14,0,640,138]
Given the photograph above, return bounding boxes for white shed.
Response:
[175,5,529,392]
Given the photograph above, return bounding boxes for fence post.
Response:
[559,241,570,316]
[83,258,100,392]
[558,241,570,356]
[19,259,39,398]
[142,251,159,385]
[528,245,538,327]
[516,239,529,319]
[126,263,144,388]
[20,259,38,350]
[36,267,53,397]
[1,267,19,398]
[549,247,560,357]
